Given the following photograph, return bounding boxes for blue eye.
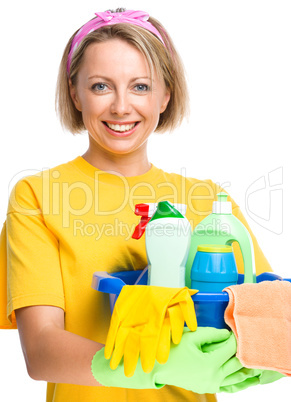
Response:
[92,83,108,92]
[135,84,150,92]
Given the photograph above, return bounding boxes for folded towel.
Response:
[224,280,291,376]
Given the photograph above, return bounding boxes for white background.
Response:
[0,0,290,400]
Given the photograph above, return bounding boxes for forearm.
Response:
[16,306,104,386]
[27,326,104,386]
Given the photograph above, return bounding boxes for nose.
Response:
[110,89,132,116]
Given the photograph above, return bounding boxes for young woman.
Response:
[1,8,283,402]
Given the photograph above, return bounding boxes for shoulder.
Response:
[7,158,78,214]
[153,165,239,216]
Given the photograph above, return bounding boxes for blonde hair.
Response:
[56,13,189,134]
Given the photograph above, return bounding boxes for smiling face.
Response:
[69,39,170,164]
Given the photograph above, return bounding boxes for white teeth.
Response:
[107,123,136,132]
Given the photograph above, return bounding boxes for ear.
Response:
[160,90,171,114]
[69,79,82,112]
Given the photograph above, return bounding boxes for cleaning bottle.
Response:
[185,192,256,288]
[191,244,238,292]
[132,201,191,287]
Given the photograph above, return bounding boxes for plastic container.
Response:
[146,201,191,287]
[132,201,191,287]
[91,268,290,329]
[185,192,257,288]
[191,244,238,292]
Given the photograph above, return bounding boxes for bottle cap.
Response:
[197,244,233,253]
[132,202,186,239]
[150,201,184,221]
[212,192,232,214]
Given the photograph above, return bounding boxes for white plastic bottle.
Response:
[145,201,191,287]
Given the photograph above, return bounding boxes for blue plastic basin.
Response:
[91,269,289,329]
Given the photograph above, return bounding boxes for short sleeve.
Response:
[231,204,272,276]
[6,179,65,322]
[0,221,17,328]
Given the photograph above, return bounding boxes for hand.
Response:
[220,367,285,393]
[104,285,197,377]
[93,327,245,394]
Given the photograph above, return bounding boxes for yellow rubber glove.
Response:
[104,285,198,377]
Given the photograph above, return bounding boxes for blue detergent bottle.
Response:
[191,244,238,292]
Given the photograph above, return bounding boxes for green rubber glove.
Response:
[220,367,285,393]
[92,327,245,394]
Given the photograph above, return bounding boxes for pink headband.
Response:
[67,10,165,74]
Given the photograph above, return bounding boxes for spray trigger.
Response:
[132,203,151,239]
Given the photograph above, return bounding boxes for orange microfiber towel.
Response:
[224,280,291,377]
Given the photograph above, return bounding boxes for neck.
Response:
[82,140,151,177]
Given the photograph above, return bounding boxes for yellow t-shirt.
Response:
[2,156,271,401]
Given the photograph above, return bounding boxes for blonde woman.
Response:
[1,8,282,402]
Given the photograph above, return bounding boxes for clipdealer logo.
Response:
[7,167,219,228]
[245,167,283,234]
[8,166,284,236]
[73,218,137,241]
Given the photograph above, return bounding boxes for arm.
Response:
[15,305,104,386]
[8,179,103,385]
